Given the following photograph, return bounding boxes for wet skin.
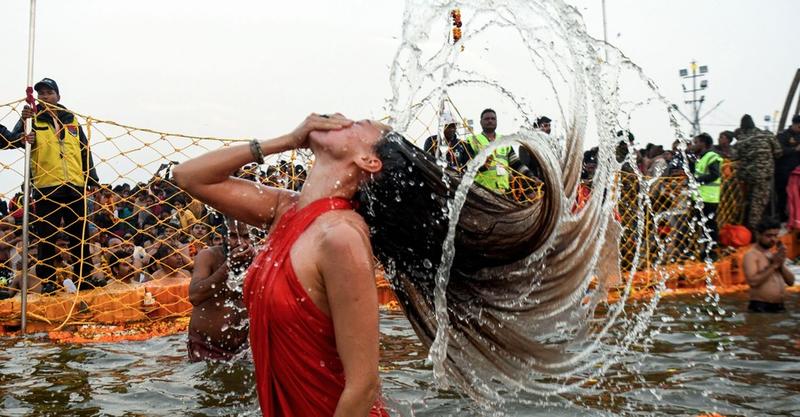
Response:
[188,246,249,353]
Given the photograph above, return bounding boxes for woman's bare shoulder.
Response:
[317,209,369,237]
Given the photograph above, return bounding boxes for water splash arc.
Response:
[375,0,717,406]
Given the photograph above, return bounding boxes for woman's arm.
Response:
[172,114,351,228]
[320,219,381,417]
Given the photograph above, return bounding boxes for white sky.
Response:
[1,0,798,149]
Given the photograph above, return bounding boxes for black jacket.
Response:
[776,128,800,176]
[0,124,19,148]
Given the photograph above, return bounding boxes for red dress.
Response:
[243,197,389,417]
[788,167,800,230]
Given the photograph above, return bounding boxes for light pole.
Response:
[601,0,609,61]
[679,61,709,136]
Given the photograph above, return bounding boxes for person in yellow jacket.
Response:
[172,195,199,234]
[12,78,100,294]
[464,108,534,193]
[691,132,723,244]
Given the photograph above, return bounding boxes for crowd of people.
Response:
[0,79,305,300]
[0,78,796,417]
[422,108,547,197]
[604,114,800,243]
[423,103,800,241]
[0,160,303,298]
[423,107,798,314]
[0,79,797,321]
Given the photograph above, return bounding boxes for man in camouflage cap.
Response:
[732,114,782,231]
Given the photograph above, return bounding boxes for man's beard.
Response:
[758,240,774,250]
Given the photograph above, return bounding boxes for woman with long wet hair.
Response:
[173,113,391,417]
[176,109,617,406]
[360,125,620,401]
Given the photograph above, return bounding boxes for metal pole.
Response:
[777,69,800,132]
[691,61,698,135]
[601,0,609,61]
[21,0,37,333]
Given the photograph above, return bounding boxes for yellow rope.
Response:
[0,99,749,338]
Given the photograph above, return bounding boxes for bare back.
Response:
[188,247,248,351]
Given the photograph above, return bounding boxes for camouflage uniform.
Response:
[732,127,782,230]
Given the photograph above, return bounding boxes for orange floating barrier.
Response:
[0,228,795,343]
[145,277,192,319]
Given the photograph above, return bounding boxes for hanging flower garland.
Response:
[451,8,462,46]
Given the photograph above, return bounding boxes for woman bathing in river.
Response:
[174,113,391,417]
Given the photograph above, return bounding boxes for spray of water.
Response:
[380,0,724,409]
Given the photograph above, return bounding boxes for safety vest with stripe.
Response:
[694,150,722,204]
[466,133,511,191]
[31,115,87,189]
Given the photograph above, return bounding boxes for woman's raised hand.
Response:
[290,113,352,149]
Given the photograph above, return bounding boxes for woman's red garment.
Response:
[243,197,389,417]
[787,167,800,230]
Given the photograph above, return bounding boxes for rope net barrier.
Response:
[0,98,764,342]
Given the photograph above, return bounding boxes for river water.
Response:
[0,291,797,417]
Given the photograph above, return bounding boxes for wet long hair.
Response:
[355,129,620,400]
[357,132,557,280]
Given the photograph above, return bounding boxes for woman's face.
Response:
[309,118,386,160]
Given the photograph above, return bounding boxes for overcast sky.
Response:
[1,0,798,148]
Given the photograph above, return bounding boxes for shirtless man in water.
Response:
[187,219,253,362]
[743,219,795,313]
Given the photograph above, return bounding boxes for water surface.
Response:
[0,292,797,416]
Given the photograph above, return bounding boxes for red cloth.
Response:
[10,195,31,220]
[243,197,389,417]
[719,224,751,247]
[788,167,800,230]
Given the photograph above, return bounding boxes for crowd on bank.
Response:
[0,79,305,298]
[424,105,800,246]
[425,108,798,313]
[608,114,800,244]
[0,78,797,316]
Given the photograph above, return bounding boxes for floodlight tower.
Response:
[679,61,709,135]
